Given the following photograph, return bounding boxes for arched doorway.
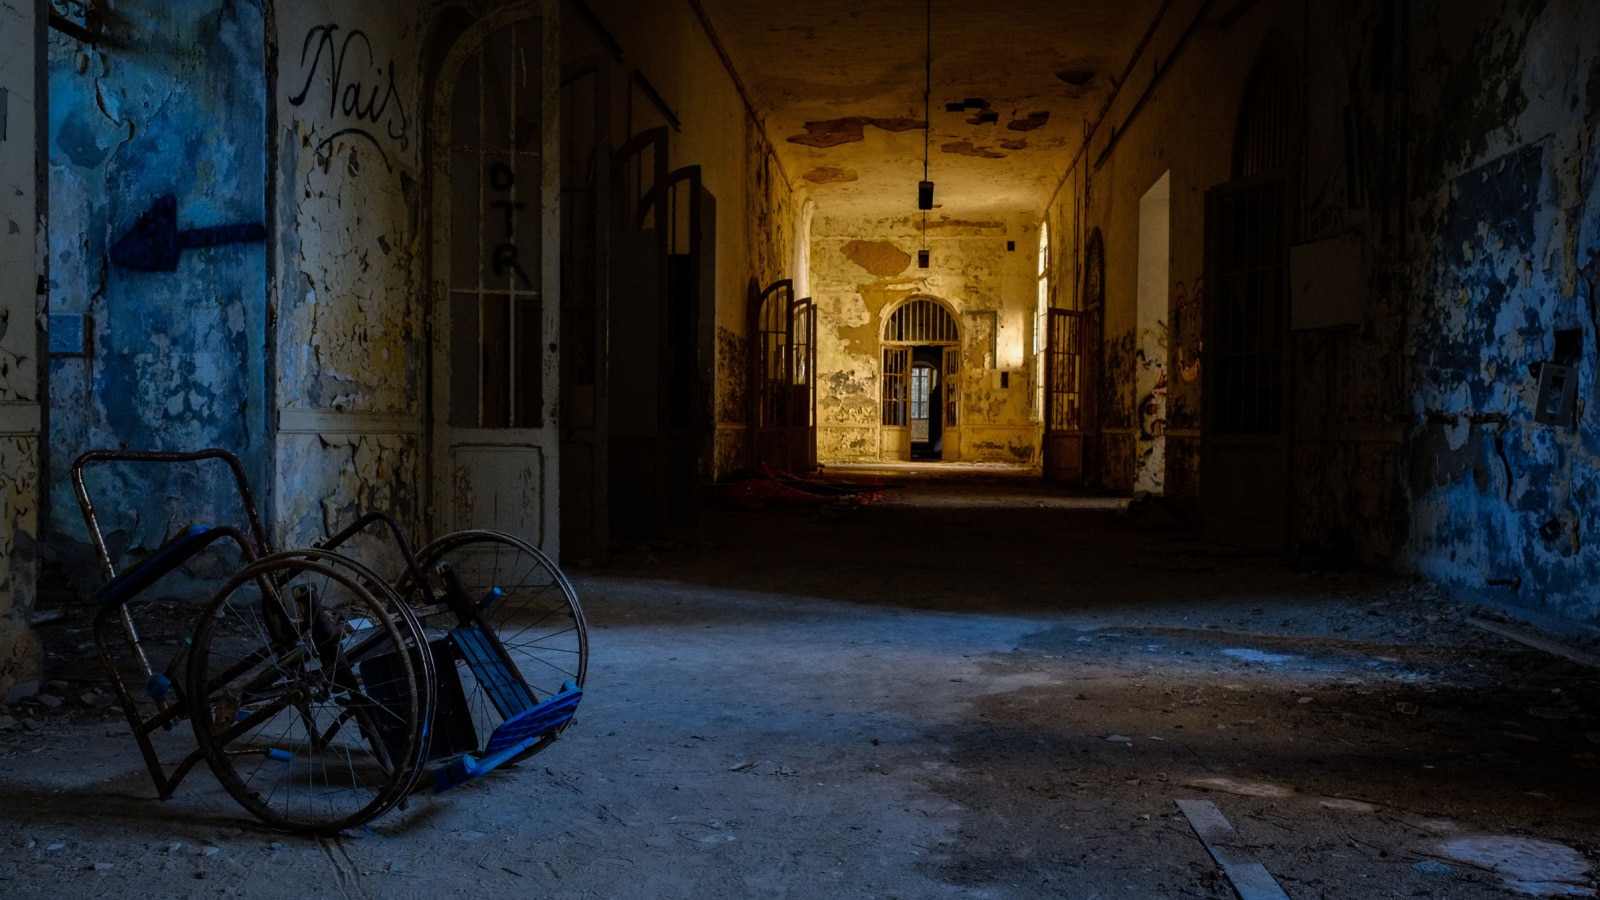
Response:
[428,3,559,552]
[880,296,960,462]
[1202,45,1301,549]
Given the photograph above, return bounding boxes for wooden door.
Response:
[1202,173,1292,548]
[431,8,559,552]
[880,347,910,461]
[558,58,611,563]
[1044,308,1086,483]
[652,166,713,518]
[941,345,962,461]
[607,127,669,539]
[790,296,817,470]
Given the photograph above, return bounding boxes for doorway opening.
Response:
[1201,46,1301,549]
[880,297,960,462]
[909,354,942,459]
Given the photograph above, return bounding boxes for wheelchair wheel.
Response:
[188,555,429,834]
[398,530,588,763]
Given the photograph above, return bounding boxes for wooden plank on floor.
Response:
[1467,617,1600,670]
[1175,798,1291,900]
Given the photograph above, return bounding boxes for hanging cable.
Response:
[924,0,931,185]
[918,0,933,267]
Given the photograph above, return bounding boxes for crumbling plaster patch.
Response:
[786,116,924,149]
[1402,0,1600,622]
[271,3,431,541]
[276,432,420,563]
[841,240,911,277]
[802,166,858,184]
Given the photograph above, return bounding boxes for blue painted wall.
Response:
[46,0,268,575]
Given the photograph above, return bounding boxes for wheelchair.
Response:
[71,449,588,835]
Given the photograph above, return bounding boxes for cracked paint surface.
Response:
[272,2,427,548]
[0,0,42,697]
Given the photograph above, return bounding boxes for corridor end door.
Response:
[880,347,910,461]
[432,7,560,553]
[942,344,962,462]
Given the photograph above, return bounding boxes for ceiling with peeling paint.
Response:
[697,0,1166,218]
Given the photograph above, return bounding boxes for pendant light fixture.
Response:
[918,0,933,268]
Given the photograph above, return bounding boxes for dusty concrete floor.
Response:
[3,471,1599,898]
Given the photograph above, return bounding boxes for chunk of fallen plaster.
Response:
[1222,649,1297,664]
[1438,836,1593,896]
[1183,777,1293,799]
[1319,798,1378,813]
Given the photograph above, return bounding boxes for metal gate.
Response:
[880,346,910,460]
[1043,308,1087,483]
[750,280,816,471]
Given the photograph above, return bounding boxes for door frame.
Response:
[426,1,561,552]
[557,54,613,563]
[1200,167,1296,549]
[878,295,961,462]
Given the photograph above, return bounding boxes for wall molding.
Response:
[0,403,41,435]
[276,408,419,435]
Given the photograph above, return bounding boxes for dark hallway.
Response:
[1,0,1599,895]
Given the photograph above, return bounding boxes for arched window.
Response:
[1233,50,1300,179]
[882,297,959,343]
[442,15,543,428]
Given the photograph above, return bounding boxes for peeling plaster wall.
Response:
[1401,0,1600,623]
[812,213,1038,464]
[271,1,428,554]
[574,0,797,479]
[0,0,43,699]
[1047,0,1280,497]
[46,0,269,581]
[1052,0,1600,626]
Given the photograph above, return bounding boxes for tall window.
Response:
[448,18,543,428]
[1033,221,1051,422]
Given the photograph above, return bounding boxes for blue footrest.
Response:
[451,627,536,719]
[433,681,582,793]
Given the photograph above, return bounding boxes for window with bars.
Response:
[757,284,793,428]
[883,298,958,343]
[1212,180,1287,436]
[881,347,909,427]
[448,18,543,429]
